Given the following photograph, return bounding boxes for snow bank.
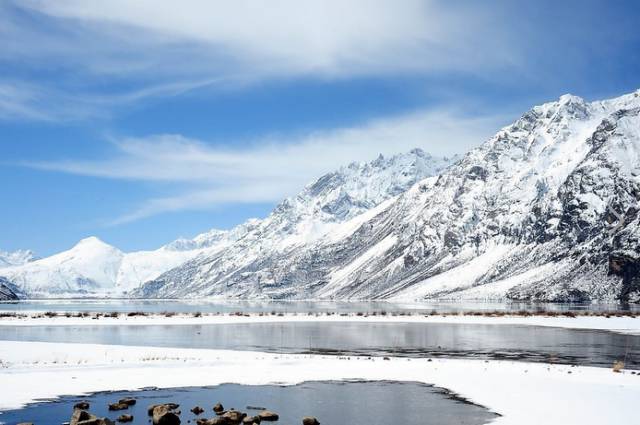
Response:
[0,341,638,425]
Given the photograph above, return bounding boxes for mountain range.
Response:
[0,149,453,298]
[2,90,639,302]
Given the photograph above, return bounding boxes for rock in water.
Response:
[196,418,226,425]
[191,406,205,415]
[70,408,115,425]
[74,401,90,410]
[221,410,246,424]
[152,404,181,425]
[302,417,320,425]
[258,411,279,421]
[116,414,134,423]
[108,402,129,411]
[70,409,91,425]
[148,404,180,416]
[118,398,136,406]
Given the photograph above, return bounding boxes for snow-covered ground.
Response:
[0,341,638,425]
[0,312,638,334]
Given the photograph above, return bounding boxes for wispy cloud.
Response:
[24,107,510,224]
[0,0,521,121]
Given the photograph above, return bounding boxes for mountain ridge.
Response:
[138,89,640,302]
[1,149,454,298]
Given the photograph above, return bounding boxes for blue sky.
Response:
[2,0,640,256]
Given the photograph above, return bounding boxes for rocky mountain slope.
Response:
[1,149,452,298]
[0,277,22,300]
[139,90,640,302]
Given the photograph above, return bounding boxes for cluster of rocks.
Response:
[66,399,135,425]
[69,401,114,425]
[190,402,319,425]
[18,398,320,425]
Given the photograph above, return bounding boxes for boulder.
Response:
[116,414,134,423]
[108,402,129,411]
[70,409,91,425]
[152,404,181,425]
[222,410,246,424]
[77,419,114,425]
[191,406,205,415]
[148,403,180,416]
[118,398,136,406]
[70,409,115,425]
[213,403,224,413]
[243,415,261,424]
[74,401,90,410]
[196,418,226,425]
[258,411,279,421]
[302,417,320,425]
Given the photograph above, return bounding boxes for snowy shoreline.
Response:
[0,311,639,334]
[0,341,638,425]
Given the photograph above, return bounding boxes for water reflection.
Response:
[1,322,637,368]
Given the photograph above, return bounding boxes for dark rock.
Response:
[609,253,640,302]
[148,404,180,416]
[77,419,115,425]
[212,403,224,413]
[71,408,115,425]
[258,411,279,421]
[116,414,134,423]
[196,418,226,425]
[466,165,488,181]
[191,406,205,415]
[302,417,320,425]
[70,409,91,425]
[74,401,90,410]
[153,405,181,425]
[221,410,246,424]
[118,398,136,406]
[243,416,261,424]
[108,402,129,411]
[0,277,21,301]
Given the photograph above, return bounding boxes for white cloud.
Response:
[0,1,521,121]
[25,107,510,224]
[18,0,516,77]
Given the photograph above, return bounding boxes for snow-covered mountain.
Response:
[135,148,456,298]
[139,90,640,302]
[0,249,36,269]
[1,149,453,298]
[0,232,232,297]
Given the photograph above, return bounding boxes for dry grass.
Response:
[613,360,625,373]
[0,308,638,321]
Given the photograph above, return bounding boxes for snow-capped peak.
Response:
[73,236,115,250]
[134,149,457,298]
[136,88,640,302]
[0,249,37,269]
